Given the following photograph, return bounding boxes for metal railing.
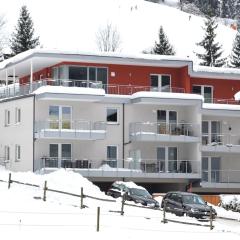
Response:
[130,122,199,137]
[202,134,240,146]
[35,120,106,139]
[40,157,200,175]
[204,98,239,105]
[202,170,240,183]
[0,79,185,99]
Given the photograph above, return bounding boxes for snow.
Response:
[0,0,236,64]
[203,103,240,111]
[33,85,105,96]
[0,167,239,239]
[194,65,240,75]
[114,181,145,189]
[131,91,204,100]
[234,91,240,101]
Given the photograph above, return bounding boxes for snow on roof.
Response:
[114,181,146,190]
[131,91,204,101]
[33,85,105,96]
[203,103,240,111]
[193,65,240,75]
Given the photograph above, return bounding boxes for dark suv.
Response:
[161,191,217,219]
[106,181,159,208]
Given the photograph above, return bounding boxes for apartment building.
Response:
[0,49,240,193]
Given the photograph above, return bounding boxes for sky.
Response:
[0,0,237,64]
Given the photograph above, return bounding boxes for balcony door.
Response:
[202,121,222,145]
[150,74,171,92]
[49,106,72,130]
[49,143,72,168]
[202,156,221,183]
[157,110,177,134]
[192,85,213,103]
[157,146,178,172]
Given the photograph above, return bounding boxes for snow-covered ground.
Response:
[0,0,236,64]
[0,167,239,239]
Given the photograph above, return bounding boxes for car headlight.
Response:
[190,208,199,213]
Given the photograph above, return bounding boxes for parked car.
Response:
[161,191,217,219]
[106,181,159,208]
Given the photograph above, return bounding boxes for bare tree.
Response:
[96,22,121,52]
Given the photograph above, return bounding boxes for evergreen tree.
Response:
[152,26,175,55]
[195,16,226,67]
[221,0,230,18]
[230,32,240,68]
[10,5,39,56]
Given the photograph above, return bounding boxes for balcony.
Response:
[0,79,185,100]
[40,158,201,180]
[129,122,200,143]
[201,170,240,188]
[202,134,240,153]
[35,120,106,140]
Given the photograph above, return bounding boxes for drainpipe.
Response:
[30,60,33,93]
[33,94,36,172]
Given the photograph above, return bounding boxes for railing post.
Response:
[121,193,125,216]
[161,200,167,223]
[80,187,84,209]
[43,180,47,201]
[210,206,214,230]
[96,206,100,232]
[8,173,12,189]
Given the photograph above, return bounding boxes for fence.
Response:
[1,173,215,231]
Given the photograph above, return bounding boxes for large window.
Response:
[107,108,118,124]
[69,66,108,86]
[157,110,177,134]
[192,85,213,103]
[150,74,171,92]
[49,106,72,129]
[202,121,222,145]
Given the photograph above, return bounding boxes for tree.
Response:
[96,22,121,52]
[10,5,40,56]
[0,15,7,59]
[152,26,175,55]
[230,33,240,68]
[195,16,226,67]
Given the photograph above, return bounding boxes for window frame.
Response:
[4,146,10,162]
[107,145,118,161]
[5,109,10,126]
[150,74,171,92]
[15,107,21,124]
[192,85,213,103]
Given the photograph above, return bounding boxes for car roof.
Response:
[112,181,146,190]
[166,191,199,196]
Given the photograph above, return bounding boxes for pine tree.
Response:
[195,16,226,67]
[221,0,230,18]
[152,26,175,55]
[10,5,39,56]
[230,32,240,68]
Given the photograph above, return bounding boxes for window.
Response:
[106,146,117,167]
[68,66,108,86]
[157,110,177,134]
[49,106,72,129]
[15,108,21,124]
[15,145,21,161]
[202,121,222,145]
[5,110,10,126]
[192,85,213,103]
[150,74,171,92]
[107,108,118,123]
[4,146,10,161]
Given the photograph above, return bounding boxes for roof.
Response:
[1,49,240,81]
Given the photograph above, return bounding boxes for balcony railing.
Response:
[40,158,200,175]
[204,98,239,105]
[0,79,185,100]
[202,170,240,183]
[35,120,106,140]
[202,134,240,146]
[130,122,199,140]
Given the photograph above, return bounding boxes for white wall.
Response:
[0,96,34,171]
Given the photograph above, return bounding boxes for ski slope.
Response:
[0,0,237,64]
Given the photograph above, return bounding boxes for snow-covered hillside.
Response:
[0,167,240,239]
[0,0,237,64]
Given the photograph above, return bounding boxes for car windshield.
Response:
[182,195,205,205]
[129,188,151,197]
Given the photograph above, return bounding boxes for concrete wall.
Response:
[0,96,34,171]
